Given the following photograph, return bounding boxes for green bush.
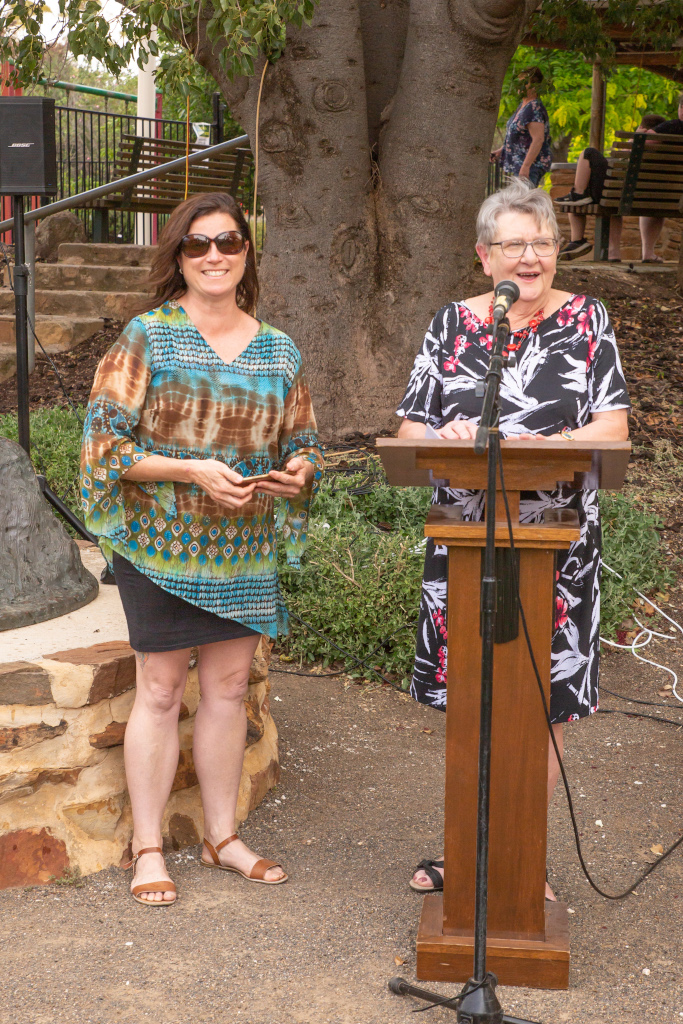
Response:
[599,491,675,638]
[0,408,84,522]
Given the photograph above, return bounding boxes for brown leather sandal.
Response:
[127,846,177,907]
[202,834,288,885]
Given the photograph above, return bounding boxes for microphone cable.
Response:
[497,451,683,900]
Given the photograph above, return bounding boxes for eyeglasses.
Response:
[490,238,558,258]
[179,231,246,258]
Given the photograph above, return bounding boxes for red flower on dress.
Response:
[444,335,471,372]
[556,307,574,328]
[577,304,595,336]
[570,294,586,314]
[555,596,569,630]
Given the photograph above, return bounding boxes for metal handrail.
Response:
[0,133,250,234]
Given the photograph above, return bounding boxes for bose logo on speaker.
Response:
[9,143,34,148]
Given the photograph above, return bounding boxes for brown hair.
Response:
[640,113,666,130]
[133,192,259,318]
[520,65,544,87]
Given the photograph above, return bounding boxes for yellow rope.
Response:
[184,94,190,200]
[252,60,269,244]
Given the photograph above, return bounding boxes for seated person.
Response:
[640,91,683,263]
[556,113,665,261]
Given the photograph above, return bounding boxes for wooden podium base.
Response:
[416,894,570,991]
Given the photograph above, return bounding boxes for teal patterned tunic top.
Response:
[80,303,324,638]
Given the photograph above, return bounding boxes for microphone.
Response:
[492,280,520,322]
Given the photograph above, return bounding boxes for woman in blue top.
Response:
[492,67,552,187]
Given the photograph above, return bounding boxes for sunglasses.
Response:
[179,231,246,258]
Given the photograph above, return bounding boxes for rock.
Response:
[0,440,98,630]
[62,795,124,841]
[34,211,86,262]
[245,691,266,746]
[0,662,52,705]
[0,719,68,752]
[164,813,200,852]
[43,641,136,706]
[171,749,198,792]
[89,721,126,749]
[0,828,69,888]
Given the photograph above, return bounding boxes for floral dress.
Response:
[396,295,630,723]
[501,98,552,185]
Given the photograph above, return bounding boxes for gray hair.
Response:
[476,177,559,248]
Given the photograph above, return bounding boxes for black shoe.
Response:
[558,238,592,261]
[555,189,593,207]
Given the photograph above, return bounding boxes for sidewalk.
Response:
[1,652,682,1024]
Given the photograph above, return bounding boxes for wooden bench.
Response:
[86,135,253,242]
[555,130,683,264]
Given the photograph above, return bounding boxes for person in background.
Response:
[556,113,666,262]
[491,66,553,187]
[640,92,683,263]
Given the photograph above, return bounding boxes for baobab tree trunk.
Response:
[194,0,540,436]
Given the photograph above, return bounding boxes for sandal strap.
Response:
[250,858,280,881]
[136,846,163,858]
[132,880,177,896]
[414,859,444,890]
[203,834,238,865]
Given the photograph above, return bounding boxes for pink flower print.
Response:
[444,355,458,372]
[435,644,448,685]
[556,307,574,328]
[432,609,448,640]
[480,333,493,351]
[444,335,470,373]
[555,595,569,630]
[577,304,595,336]
[570,294,586,315]
[586,332,598,367]
[567,713,580,722]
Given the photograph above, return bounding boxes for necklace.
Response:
[484,301,545,352]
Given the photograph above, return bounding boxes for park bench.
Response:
[85,134,253,242]
[555,129,683,262]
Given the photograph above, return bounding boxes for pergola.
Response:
[523,0,683,151]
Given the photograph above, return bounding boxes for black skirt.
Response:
[112,552,259,653]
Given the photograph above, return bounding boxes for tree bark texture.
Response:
[194,0,540,436]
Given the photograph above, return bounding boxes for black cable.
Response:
[602,685,680,709]
[498,453,683,900]
[598,707,683,728]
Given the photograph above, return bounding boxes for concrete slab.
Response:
[0,545,128,663]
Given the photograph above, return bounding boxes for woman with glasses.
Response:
[397,179,629,899]
[80,192,323,906]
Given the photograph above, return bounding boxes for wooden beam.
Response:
[590,61,606,153]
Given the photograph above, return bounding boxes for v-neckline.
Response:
[176,304,263,367]
[459,295,578,333]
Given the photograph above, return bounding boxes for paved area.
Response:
[1,646,682,1024]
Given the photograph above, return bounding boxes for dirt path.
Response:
[2,651,682,1024]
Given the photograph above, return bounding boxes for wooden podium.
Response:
[377,438,630,991]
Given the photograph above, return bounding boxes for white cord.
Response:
[601,561,683,704]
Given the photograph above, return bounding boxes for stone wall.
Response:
[550,166,682,262]
[0,637,279,888]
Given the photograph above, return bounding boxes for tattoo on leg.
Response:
[135,651,150,668]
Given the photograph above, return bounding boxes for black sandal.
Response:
[409,858,444,892]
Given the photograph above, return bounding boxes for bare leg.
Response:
[640,216,665,260]
[194,636,286,882]
[574,151,592,193]
[568,211,587,242]
[608,216,623,260]
[411,722,565,895]
[124,648,191,903]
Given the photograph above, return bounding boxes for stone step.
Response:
[0,314,104,381]
[58,242,155,267]
[0,288,150,318]
[35,262,151,292]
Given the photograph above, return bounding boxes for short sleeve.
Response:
[396,305,449,427]
[519,99,546,127]
[586,302,631,414]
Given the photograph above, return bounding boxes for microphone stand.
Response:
[390,314,543,1024]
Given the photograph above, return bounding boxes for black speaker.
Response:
[0,97,58,196]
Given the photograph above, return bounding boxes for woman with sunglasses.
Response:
[397,179,629,899]
[80,192,323,906]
